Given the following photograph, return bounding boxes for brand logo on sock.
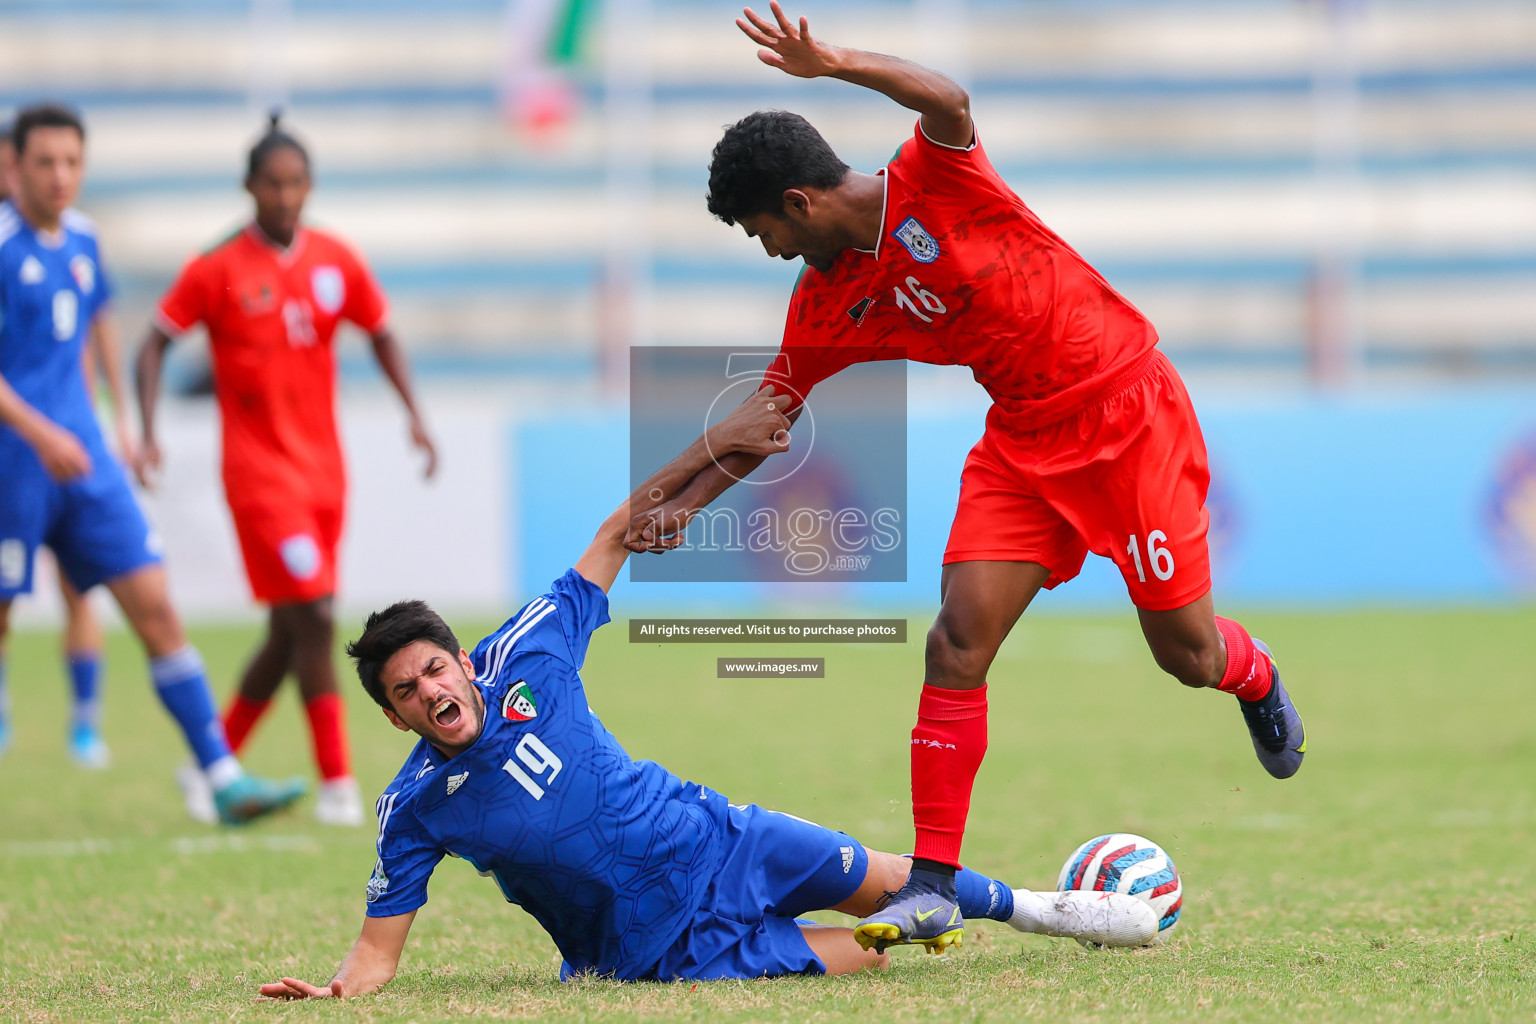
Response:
[446,771,469,796]
[911,738,957,750]
[840,846,855,873]
[987,881,1002,916]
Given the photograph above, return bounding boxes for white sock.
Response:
[206,755,244,792]
[1007,889,1052,933]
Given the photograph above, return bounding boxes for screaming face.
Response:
[379,640,487,758]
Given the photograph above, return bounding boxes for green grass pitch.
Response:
[2,606,1534,1022]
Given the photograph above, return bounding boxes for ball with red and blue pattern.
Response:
[1056,833,1182,945]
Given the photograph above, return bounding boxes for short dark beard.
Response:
[428,684,487,761]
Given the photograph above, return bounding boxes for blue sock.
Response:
[956,866,1014,922]
[68,651,102,730]
[149,646,234,771]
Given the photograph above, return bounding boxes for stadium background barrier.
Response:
[516,385,1536,609]
[8,400,512,628]
[9,380,1535,630]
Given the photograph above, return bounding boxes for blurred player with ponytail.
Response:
[136,113,438,826]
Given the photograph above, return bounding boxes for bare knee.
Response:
[132,595,183,656]
[834,850,912,917]
[287,598,335,641]
[1150,637,1222,688]
[0,601,11,645]
[924,617,996,688]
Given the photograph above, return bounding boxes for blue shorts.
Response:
[0,437,161,599]
[641,803,869,982]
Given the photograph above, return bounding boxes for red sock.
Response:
[222,695,271,754]
[910,684,988,868]
[304,693,352,781]
[1215,617,1273,702]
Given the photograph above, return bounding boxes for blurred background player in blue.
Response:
[0,122,117,768]
[0,103,304,822]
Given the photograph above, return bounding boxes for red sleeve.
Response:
[761,275,867,410]
[891,118,1005,200]
[154,254,212,335]
[339,243,389,333]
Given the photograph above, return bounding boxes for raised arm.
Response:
[368,327,438,479]
[737,2,972,148]
[258,911,415,1001]
[575,389,792,592]
[132,324,174,488]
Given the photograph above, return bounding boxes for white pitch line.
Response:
[1,835,323,857]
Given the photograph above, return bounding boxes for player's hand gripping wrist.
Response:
[705,387,792,458]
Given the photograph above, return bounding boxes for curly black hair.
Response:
[706,110,850,226]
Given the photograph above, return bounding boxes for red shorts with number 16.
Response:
[943,350,1212,612]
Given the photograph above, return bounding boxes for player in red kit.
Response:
[135,115,437,826]
[627,4,1307,954]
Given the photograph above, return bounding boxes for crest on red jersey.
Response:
[311,266,345,315]
[893,216,940,264]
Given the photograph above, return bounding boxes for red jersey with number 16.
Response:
[154,224,388,507]
[766,122,1159,432]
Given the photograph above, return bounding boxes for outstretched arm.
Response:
[369,327,438,479]
[257,911,415,1001]
[575,389,792,592]
[737,2,972,148]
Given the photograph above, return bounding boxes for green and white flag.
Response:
[499,0,597,133]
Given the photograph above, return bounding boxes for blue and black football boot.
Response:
[854,867,964,954]
[1240,639,1306,779]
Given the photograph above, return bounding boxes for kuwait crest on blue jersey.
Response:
[893,216,940,263]
[501,680,538,722]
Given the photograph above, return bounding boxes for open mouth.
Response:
[432,697,462,729]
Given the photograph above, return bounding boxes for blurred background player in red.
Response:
[135,114,438,826]
[0,122,125,769]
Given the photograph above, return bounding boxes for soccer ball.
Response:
[1057,833,1182,945]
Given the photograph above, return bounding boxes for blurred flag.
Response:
[499,0,595,136]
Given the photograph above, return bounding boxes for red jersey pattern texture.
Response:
[766,122,1212,610]
[155,224,388,602]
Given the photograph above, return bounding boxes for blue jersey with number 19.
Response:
[366,569,736,980]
